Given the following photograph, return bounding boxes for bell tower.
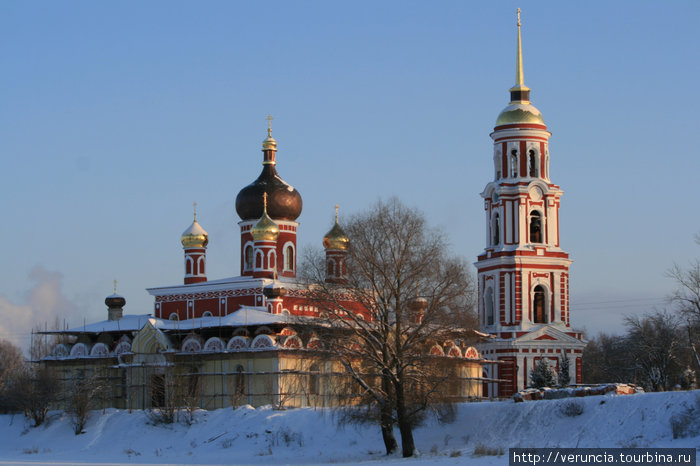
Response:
[476,10,585,397]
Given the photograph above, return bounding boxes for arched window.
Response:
[492,213,500,246]
[485,287,494,326]
[185,257,193,275]
[495,152,502,180]
[327,259,335,276]
[268,250,276,270]
[169,312,179,321]
[529,150,538,177]
[533,285,546,323]
[284,244,294,271]
[244,245,254,270]
[198,256,205,275]
[309,363,320,395]
[530,211,542,243]
[510,149,518,178]
[255,250,263,269]
[202,311,213,318]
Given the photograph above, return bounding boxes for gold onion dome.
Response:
[495,8,545,128]
[181,203,209,248]
[323,205,349,251]
[251,193,280,242]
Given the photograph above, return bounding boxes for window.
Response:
[185,257,192,275]
[533,285,546,323]
[492,213,500,246]
[327,259,335,276]
[244,245,254,270]
[529,150,538,177]
[495,152,502,180]
[309,363,320,395]
[198,256,205,275]
[485,287,494,326]
[268,250,276,270]
[284,244,294,271]
[511,149,518,178]
[202,311,213,318]
[169,313,179,321]
[530,211,542,243]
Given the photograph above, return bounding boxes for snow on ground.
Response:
[1,390,699,465]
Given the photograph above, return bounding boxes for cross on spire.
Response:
[193,201,198,221]
[266,114,273,136]
[113,279,118,294]
[335,204,339,223]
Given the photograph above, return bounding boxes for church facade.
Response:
[475,11,586,397]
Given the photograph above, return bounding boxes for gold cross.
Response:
[335,204,339,222]
[193,201,198,221]
[113,279,117,294]
[517,8,521,27]
[266,114,273,132]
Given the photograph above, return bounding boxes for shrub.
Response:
[559,399,584,417]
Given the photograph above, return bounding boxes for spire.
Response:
[509,8,531,104]
[262,114,277,158]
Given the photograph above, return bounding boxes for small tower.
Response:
[236,116,303,278]
[181,202,208,284]
[250,192,280,279]
[323,205,349,285]
[106,280,126,321]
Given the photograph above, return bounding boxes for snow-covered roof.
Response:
[44,307,291,335]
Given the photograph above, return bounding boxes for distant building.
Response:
[476,10,586,397]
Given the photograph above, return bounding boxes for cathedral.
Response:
[41,120,485,410]
[40,11,583,406]
[475,11,586,397]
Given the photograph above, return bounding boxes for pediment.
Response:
[515,325,584,346]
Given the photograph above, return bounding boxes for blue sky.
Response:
[1,1,699,350]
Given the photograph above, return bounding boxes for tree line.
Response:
[583,234,700,392]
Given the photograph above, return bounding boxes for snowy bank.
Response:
[0,390,699,465]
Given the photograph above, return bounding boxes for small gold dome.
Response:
[495,102,545,126]
[262,133,277,151]
[251,193,280,242]
[181,220,209,248]
[181,203,209,248]
[323,205,349,251]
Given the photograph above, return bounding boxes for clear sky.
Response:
[1,1,699,351]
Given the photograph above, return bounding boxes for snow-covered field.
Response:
[1,391,699,465]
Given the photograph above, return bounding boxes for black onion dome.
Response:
[235,165,303,221]
[105,293,126,308]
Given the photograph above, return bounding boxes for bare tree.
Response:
[66,374,108,434]
[8,365,59,426]
[625,311,684,391]
[582,332,634,384]
[0,340,26,412]
[303,198,477,457]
